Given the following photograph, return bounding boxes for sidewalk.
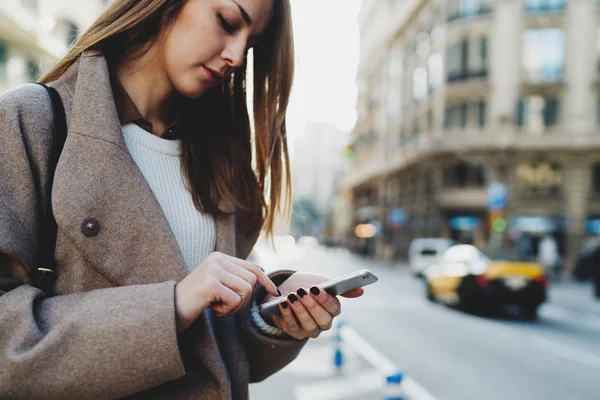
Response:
[249,330,384,400]
[249,325,438,400]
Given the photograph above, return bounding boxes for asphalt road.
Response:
[250,242,600,400]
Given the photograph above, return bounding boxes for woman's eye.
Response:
[218,14,235,33]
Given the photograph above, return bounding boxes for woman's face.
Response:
[161,0,273,99]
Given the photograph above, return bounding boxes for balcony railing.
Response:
[522,66,563,84]
[525,1,565,13]
[447,69,488,83]
[447,7,492,22]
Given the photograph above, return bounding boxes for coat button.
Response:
[81,217,100,237]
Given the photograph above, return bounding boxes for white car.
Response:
[409,238,456,276]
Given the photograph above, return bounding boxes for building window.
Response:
[525,0,565,13]
[445,101,487,130]
[447,37,488,82]
[443,163,486,187]
[478,101,487,128]
[523,29,564,82]
[516,95,560,133]
[448,0,493,22]
[0,41,6,85]
[592,163,600,194]
[445,105,458,129]
[428,108,434,130]
[459,104,468,128]
[468,36,488,78]
[516,162,562,196]
[446,42,464,81]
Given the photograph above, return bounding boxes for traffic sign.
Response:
[487,182,508,210]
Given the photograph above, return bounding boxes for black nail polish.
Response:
[277,289,282,296]
[310,286,320,296]
[281,301,289,309]
[288,293,298,304]
[297,288,307,298]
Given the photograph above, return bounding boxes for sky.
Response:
[286,0,363,153]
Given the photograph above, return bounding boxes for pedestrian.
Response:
[589,237,600,300]
[0,1,363,398]
[537,234,560,279]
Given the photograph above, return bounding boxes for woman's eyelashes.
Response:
[218,14,236,33]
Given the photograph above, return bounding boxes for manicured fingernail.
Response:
[288,293,298,304]
[277,289,282,296]
[297,288,307,298]
[310,286,320,296]
[281,301,289,309]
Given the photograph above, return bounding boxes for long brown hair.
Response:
[41,0,294,240]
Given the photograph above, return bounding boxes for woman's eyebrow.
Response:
[231,0,252,25]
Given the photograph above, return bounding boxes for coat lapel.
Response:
[51,52,237,390]
[51,52,189,286]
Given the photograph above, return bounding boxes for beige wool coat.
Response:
[0,51,306,399]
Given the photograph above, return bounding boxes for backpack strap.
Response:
[32,83,67,296]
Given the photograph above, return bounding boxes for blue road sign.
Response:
[487,182,508,210]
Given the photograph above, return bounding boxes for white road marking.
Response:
[339,325,440,400]
[532,337,600,370]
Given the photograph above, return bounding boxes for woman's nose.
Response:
[222,38,247,69]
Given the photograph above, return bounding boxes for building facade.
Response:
[0,0,107,92]
[343,0,600,263]
[291,122,350,239]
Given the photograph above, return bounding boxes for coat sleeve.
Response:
[236,270,308,383]
[0,84,185,399]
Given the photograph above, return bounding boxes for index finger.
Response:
[340,288,364,298]
[223,254,279,297]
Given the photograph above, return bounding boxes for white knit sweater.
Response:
[122,123,284,338]
[122,123,216,272]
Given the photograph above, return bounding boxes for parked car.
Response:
[409,238,456,277]
[424,245,548,319]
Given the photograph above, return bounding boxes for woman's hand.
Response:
[266,272,364,340]
[175,252,279,332]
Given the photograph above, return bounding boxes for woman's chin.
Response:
[175,82,210,99]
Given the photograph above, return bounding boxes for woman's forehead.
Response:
[230,0,274,34]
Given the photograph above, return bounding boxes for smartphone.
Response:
[258,269,378,318]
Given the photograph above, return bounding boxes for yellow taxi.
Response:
[424,245,548,319]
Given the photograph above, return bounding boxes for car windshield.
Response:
[420,248,438,256]
[442,245,489,263]
[482,247,525,262]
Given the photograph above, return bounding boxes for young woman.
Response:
[0,0,362,398]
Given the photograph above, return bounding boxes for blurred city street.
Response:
[2,0,600,399]
[251,240,600,400]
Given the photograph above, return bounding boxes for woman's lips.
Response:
[202,66,222,85]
